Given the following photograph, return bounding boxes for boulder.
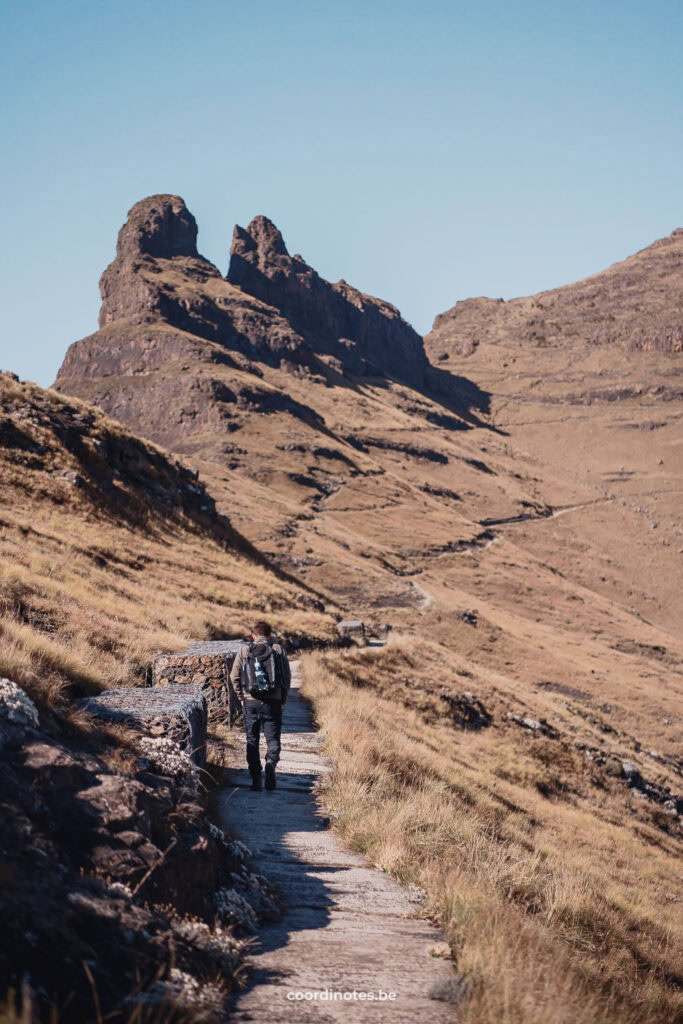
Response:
[455,609,478,627]
[0,678,39,749]
[621,761,643,786]
[367,621,392,641]
[507,712,559,739]
[441,691,492,729]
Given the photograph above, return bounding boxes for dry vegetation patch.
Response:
[301,643,682,1024]
[0,375,331,718]
[0,375,333,1020]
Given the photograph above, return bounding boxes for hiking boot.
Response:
[264,763,276,791]
[250,774,262,792]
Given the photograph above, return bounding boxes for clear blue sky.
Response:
[1,0,681,386]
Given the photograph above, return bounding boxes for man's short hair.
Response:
[251,619,272,637]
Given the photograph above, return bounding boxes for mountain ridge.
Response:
[426,225,683,359]
[53,197,683,643]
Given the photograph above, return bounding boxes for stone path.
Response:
[217,662,455,1022]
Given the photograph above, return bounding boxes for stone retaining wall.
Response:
[336,619,365,639]
[152,640,245,725]
[79,684,208,766]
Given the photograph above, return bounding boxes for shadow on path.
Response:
[216,663,455,1022]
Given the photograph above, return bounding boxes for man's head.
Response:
[251,619,272,640]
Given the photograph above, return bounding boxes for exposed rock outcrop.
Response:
[55,194,431,457]
[228,215,428,379]
[98,194,204,329]
[57,195,307,388]
[57,195,426,394]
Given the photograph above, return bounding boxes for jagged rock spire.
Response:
[227,214,427,380]
[59,195,428,393]
[115,194,199,259]
[98,195,214,329]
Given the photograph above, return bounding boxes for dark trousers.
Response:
[243,698,283,777]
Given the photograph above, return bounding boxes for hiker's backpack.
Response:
[241,641,283,698]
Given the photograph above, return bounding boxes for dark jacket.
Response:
[230,636,291,703]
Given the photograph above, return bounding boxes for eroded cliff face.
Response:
[58,195,307,385]
[55,194,432,455]
[58,194,426,387]
[228,214,427,379]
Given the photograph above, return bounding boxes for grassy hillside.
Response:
[301,639,682,1024]
[33,330,683,1018]
[0,371,331,719]
[0,372,337,1022]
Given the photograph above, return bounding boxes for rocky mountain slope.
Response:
[0,371,333,1021]
[54,196,683,639]
[52,192,682,821]
[42,197,683,1021]
[427,227,683,358]
[56,194,429,453]
[227,213,428,379]
[422,228,683,641]
[0,369,329,703]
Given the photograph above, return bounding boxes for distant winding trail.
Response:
[217,662,454,1022]
[479,498,609,528]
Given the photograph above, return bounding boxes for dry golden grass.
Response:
[0,505,324,712]
[36,215,683,1024]
[4,330,681,1021]
[0,375,331,719]
[300,641,683,1024]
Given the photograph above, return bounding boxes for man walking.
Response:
[230,621,291,791]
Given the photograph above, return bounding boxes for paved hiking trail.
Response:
[217,661,455,1022]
